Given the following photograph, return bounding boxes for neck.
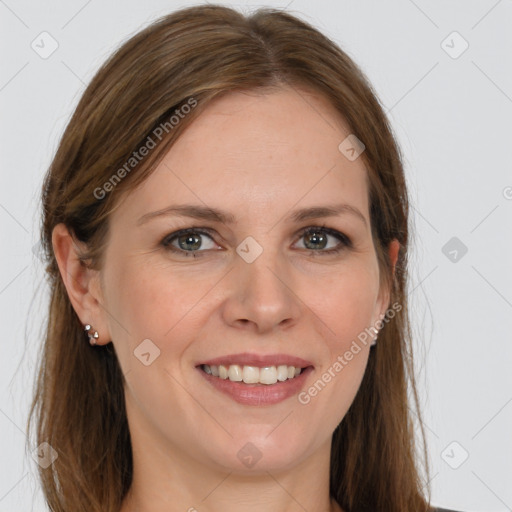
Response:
[121,474,343,512]
[120,419,343,512]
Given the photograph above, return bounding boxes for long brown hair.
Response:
[28,4,432,511]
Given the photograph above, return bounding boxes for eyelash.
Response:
[160,225,353,258]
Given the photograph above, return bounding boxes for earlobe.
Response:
[51,223,110,345]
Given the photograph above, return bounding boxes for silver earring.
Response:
[371,333,378,347]
[84,324,99,345]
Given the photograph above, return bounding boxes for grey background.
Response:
[1,0,511,510]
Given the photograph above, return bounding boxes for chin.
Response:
[202,429,314,474]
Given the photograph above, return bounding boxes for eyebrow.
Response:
[136,203,367,227]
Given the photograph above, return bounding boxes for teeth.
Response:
[242,365,259,384]
[259,366,277,385]
[228,364,243,382]
[277,365,288,381]
[202,364,304,385]
[219,365,228,379]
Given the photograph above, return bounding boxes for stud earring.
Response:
[84,324,99,345]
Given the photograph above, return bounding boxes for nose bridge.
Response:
[223,233,300,332]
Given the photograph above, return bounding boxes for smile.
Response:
[197,364,314,406]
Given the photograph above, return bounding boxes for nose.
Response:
[220,245,301,334]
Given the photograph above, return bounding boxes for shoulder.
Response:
[431,508,463,512]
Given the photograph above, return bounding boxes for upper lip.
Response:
[197,352,314,368]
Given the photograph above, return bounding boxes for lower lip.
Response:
[197,366,314,406]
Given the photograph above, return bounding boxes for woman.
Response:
[28,4,460,512]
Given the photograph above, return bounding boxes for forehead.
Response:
[114,86,370,226]
[176,86,354,164]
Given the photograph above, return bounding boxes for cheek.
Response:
[301,270,377,426]
[103,258,192,353]
[313,262,380,345]
[104,255,227,372]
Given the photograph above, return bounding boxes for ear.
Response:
[52,223,111,345]
[375,238,400,322]
[388,238,400,278]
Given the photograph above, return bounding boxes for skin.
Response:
[53,86,399,512]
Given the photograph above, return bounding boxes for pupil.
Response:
[305,232,326,250]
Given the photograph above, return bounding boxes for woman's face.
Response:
[95,86,395,474]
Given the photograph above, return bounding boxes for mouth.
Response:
[194,353,314,406]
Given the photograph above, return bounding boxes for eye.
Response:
[294,226,352,255]
[161,228,219,257]
[161,225,352,258]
